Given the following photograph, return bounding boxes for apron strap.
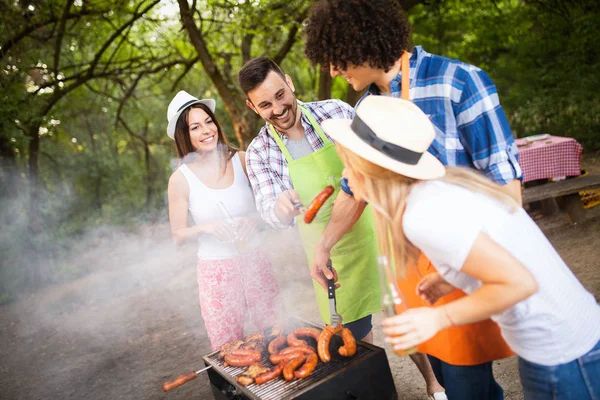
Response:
[401,51,410,101]
[268,103,331,164]
[268,124,294,163]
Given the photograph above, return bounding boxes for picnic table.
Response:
[516,134,583,183]
[517,134,600,224]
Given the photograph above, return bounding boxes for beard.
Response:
[269,102,298,131]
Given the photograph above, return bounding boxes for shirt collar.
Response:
[367,46,424,95]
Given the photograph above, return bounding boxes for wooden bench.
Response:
[522,174,600,224]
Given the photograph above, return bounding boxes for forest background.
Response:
[1,0,599,301]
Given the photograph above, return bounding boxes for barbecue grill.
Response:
[202,318,397,400]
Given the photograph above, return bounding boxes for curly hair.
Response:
[303,0,411,72]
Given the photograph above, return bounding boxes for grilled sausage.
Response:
[280,345,316,355]
[294,352,318,379]
[287,327,322,347]
[255,363,285,385]
[304,185,335,224]
[317,325,342,363]
[269,349,305,364]
[224,349,261,367]
[287,331,308,347]
[294,328,322,341]
[283,355,306,381]
[268,335,287,354]
[338,328,357,357]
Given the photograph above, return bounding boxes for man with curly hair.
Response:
[303,1,522,400]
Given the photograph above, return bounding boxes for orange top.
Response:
[397,253,514,366]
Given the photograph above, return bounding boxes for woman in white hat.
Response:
[322,95,600,399]
[167,91,281,350]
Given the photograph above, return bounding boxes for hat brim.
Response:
[322,119,446,180]
[167,99,216,140]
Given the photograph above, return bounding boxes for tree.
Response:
[177,0,310,148]
[1,0,197,233]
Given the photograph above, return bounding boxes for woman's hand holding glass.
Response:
[205,220,236,242]
[234,217,258,242]
[382,307,449,352]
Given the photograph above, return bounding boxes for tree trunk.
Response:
[177,0,250,147]
[0,130,19,226]
[318,64,331,100]
[27,124,43,235]
[144,141,151,209]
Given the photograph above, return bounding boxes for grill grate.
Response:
[203,318,375,400]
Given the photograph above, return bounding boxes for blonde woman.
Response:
[322,95,600,399]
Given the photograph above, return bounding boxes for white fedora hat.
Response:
[322,96,445,180]
[166,90,216,140]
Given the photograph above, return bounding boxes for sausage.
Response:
[224,355,257,367]
[224,349,262,367]
[287,327,322,347]
[337,328,357,357]
[269,350,305,364]
[317,325,342,363]
[304,185,335,224]
[283,355,306,381]
[287,331,308,347]
[294,328,322,341]
[280,345,316,355]
[255,363,285,385]
[294,352,318,379]
[268,336,287,354]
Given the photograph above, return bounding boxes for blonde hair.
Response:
[336,143,520,279]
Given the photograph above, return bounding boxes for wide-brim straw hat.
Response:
[166,90,216,140]
[322,96,445,180]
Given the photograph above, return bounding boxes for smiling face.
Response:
[330,63,377,92]
[187,107,218,152]
[246,71,299,132]
[173,103,226,159]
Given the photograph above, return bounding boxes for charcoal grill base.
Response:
[203,318,397,400]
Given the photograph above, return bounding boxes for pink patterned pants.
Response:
[196,248,282,351]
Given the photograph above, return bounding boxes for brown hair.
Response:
[238,57,286,96]
[173,103,238,169]
[335,143,519,279]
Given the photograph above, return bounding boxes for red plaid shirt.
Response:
[246,99,353,228]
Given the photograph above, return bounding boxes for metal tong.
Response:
[326,259,343,328]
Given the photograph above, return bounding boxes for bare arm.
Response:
[383,232,538,350]
[310,191,366,289]
[503,179,522,206]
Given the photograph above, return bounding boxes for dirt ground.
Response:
[1,155,599,400]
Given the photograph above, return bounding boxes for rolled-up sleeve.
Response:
[246,143,292,230]
[454,68,522,185]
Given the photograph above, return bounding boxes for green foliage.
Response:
[410,0,600,150]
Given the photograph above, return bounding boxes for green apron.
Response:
[268,105,381,324]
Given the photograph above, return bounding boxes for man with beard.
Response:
[238,57,382,343]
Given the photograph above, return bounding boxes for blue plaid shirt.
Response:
[342,46,521,195]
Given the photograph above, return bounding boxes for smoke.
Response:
[0,150,326,399]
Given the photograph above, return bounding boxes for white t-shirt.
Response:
[402,180,600,366]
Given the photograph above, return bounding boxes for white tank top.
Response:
[178,153,259,259]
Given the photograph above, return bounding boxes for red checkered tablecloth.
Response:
[516,135,583,183]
